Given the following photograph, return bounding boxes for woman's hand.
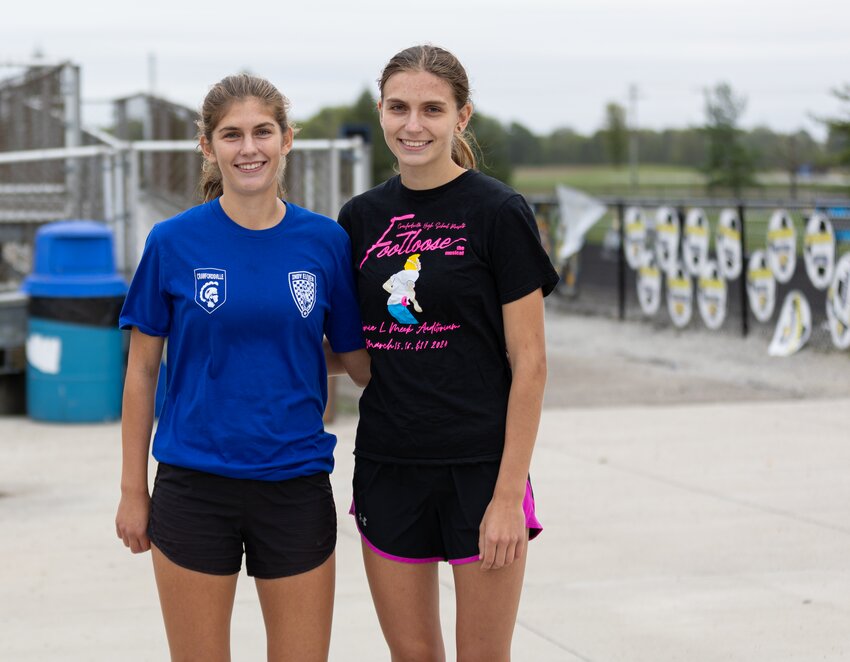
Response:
[115,490,151,554]
[478,495,527,571]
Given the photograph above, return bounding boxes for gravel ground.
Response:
[543,303,850,408]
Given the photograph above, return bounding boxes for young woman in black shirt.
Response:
[338,45,558,660]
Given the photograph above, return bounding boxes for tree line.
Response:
[296,85,850,188]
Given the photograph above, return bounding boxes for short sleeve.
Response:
[324,232,365,353]
[337,200,352,236]
[490,195,560,304]
[118,227,171,336]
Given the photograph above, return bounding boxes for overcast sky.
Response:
[3,0,849,141]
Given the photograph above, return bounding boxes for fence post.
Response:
[127,147,141,272]
[737,203,749,337]
[304,151,315,212]
[350,136,370,196]
[329,140,340,218]
[617,201,626,320]
[61,63,82,218]
[101,151,118,265]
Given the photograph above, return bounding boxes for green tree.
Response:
[469,112,512,183]
[788,130,822,168]
[542,127,587,164]
[635,129,664,164]
[601,102,628,167]
[296,105,351,139]
[822,84,850,167]
[296,88,394,183]
[743,125,787,169]
[701,82,758,195]
[664,128,705,166]
[585,131,607,164]
[347,89,395,183]
[507,121,541,164]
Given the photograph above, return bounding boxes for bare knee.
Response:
[457,640,511,662]
[388,636,446,662]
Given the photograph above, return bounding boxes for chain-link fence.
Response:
[0,73,371,279]
[0,139,369,278]
[532,196,850,354]
[0,63,69,152]
[110,93,369,221]
[0,62,88,249]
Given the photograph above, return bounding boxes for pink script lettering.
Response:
[360,213,466,269]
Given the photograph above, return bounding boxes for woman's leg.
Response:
[452,553,527,662]
[254,553,336,662]
[151,545,239,662]
[362,543,446,662]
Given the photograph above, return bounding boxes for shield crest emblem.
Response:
[194,268,226,313]
[289,271,317,318]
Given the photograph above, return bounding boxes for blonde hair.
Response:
[379,45,477,170]
[404,254,421,270]
[197,74,291,202]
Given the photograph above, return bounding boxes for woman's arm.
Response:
[478,288,547,571]
[115,327,165,554]
[324,339,371,388]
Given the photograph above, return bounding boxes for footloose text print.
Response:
[360,214,467,269]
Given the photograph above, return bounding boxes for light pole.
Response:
[629,83,640,196]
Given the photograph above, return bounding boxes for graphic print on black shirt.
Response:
[338,171,559,464]
[358,211,468,353]
[383,252,422,324]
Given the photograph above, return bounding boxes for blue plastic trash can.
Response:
[22,221,127,422]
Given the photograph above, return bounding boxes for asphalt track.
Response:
[2,307,849,660]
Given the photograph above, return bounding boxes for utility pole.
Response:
[147,53,157,97]
[628,84,640,196]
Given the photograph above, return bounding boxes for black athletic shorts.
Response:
[148,463,336,579]
[350,457,542,565]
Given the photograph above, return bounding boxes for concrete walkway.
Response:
[2,396,849,660]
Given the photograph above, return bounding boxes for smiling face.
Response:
[200,97,292,200]
[378,70,471,188]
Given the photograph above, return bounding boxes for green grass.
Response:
[514,164,850,199]
[515,164,706,195]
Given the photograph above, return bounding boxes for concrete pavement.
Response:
[2,395,850,660]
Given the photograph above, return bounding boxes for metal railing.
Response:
[0,137,370,277]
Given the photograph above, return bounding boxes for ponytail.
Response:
[451,132,477,170]
[199,160,224,203]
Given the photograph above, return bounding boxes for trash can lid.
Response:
[35,220,114,238]
[23,220,128,298]
[22,273,128,298]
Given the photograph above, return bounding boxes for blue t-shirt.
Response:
[119,198,364,480]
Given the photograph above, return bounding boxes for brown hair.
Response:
[378,45,477,169]
[197,73,291,202]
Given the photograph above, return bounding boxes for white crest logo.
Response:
[289,271,317,318]
[194,268,227,313]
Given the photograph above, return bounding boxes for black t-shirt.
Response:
[338,170,559,464]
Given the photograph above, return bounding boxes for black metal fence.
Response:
[529,195,850,354]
